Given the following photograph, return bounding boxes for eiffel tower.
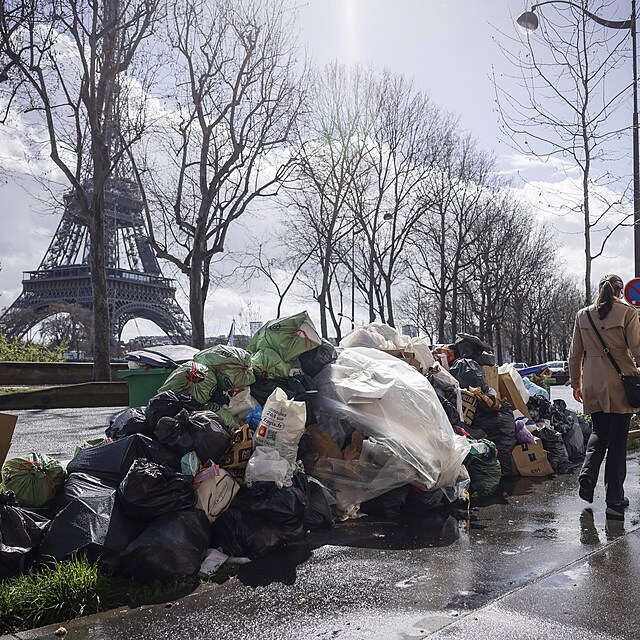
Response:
[0,177,191,347]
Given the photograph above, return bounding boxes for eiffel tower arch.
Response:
[0,177,191,349]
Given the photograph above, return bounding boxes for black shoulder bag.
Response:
[586,310,640,407]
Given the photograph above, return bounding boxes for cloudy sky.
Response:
[0,0,636,339]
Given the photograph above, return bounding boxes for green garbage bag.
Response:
[463,439,501,497]
[250,348,292,379]
[1,453,66,507]
[247,311,321,363]
[194,345,256,393]
[74,437,109,458]
[158,360,217,405]
[202,404,240,430]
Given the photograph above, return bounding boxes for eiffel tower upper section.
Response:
[0,177,191,345]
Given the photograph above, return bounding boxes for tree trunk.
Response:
[189,252,206,349]
[89,200,112,380]
[90,159,112,381]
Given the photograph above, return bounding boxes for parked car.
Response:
[512,362,529,371]
[541,360,569,384]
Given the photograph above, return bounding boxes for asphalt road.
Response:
[5,406,126,461]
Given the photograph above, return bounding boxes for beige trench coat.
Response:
[568,298,640,414]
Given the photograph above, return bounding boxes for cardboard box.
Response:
[511,438,554,476]
[482,365,499,393]
[0,413,17,467]
[498,371,532,419]
[460,389,477,426]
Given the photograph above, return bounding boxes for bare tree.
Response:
[494,0,632,303]
[345,70,458,327]
[131,0,306,348]
[405,134,498,342]
[282,63,371,339]
[0,0,159,379]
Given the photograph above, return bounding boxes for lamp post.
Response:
[517,1,640,277]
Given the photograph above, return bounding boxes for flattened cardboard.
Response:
[482,365,499,393]
[499,372,532,419]
[512,438,554,477]
[460,389,477,426]
[0,412,18,467]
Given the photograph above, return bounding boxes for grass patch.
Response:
[0,554,239,635]
[0,386,47,395]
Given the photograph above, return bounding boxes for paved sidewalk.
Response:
[5,452,640,640]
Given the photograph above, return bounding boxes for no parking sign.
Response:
[625,278,640,307]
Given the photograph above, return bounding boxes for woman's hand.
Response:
[573,387,583,403]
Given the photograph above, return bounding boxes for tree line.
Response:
[0,0,584,376]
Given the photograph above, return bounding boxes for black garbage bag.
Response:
[578,415,592,447]
[450,358,489,393]
[212,510,289,559]
[145,391,202,429]
[66,436,140,484]
[402,487,443,515]
[527,394,557,423]
[155,409,231,463]
[135,435,183,470]
[0,491,50,578]
[434,386,463,427]
[471,405,518,476]
[361,485,410,518]
[118,459,197,521]
[298,339,338,378]
[106,407,150,440]
[230,474,310,530]
[453,333,496,366]
[38,482,145,569]
[118,509,210,583]
[59,473,118,508]
[533,426,572,474]
[304,477,334,530]
[250,374,318,425]
[67,434,182,485]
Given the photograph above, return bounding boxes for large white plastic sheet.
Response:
[311,348,471,515]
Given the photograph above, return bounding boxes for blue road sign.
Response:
[624,278,640,307]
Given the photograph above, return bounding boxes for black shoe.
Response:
[579,476,594,503]
[621,496,630,507]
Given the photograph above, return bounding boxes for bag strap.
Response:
[586,309,624,377]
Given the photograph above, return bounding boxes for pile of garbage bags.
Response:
[0,312,587,584]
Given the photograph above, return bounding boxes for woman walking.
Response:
[569,274,640,517]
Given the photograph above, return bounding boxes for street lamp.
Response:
[517,1,640,277]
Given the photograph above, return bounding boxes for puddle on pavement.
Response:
[539,566,588,589]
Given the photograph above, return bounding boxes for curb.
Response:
[0,382,128,409]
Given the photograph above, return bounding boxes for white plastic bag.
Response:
[195,466,240,523]
[254,387,306,486]
[244,446,290,487]
[339,323,407,350]
[313,348,470,500]
[406,336,436,370]
[226,387,258,419]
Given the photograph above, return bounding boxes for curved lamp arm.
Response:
[528,1,632,30]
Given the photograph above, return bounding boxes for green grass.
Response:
[0,555,239,635]
[0,386,47,395]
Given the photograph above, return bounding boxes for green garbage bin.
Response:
[117,368,173,407]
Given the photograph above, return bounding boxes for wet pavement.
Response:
[4,445,640,640]
[4,406,125,461]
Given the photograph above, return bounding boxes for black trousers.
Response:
[580,412,632,506]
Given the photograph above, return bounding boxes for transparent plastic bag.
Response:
[313,348,470,497]
[244,447,290,488]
